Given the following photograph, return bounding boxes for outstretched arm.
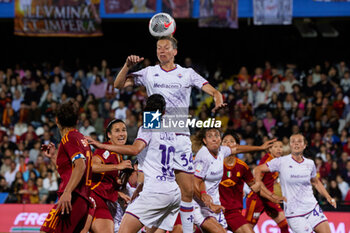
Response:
[91,156,132,173]
[231,139,276,155]
[114,55,144,89]
[86,136,146,156]
[201,84,227,113]
[311,177,337,208]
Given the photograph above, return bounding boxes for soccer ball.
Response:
[149,13,176,38]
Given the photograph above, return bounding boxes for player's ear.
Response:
[173,49,177,56]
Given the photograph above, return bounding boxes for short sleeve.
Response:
[194,148,210,179]
[135,127,152,146]
[131,67,149,86]
[189,68,209,90]
[266,157,281,173]
[63,134,86,162]
[221,146,232,158]
[243,166,254,183]
[311,162,317,178]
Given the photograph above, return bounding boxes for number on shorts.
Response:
[181,153,188,166]
[159,144,175,178]
[313,209,319,216]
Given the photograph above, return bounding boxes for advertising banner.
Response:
[0,204,349,232]
[14,0,103,37]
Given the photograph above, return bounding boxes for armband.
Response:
[72,153,86,163]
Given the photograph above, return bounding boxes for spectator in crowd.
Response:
[4,161,18,187]
[88,75,106,100]
[79,119,96,136]
[22,161,39,183]
[43,169,58,204]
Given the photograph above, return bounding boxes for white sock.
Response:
[180,201,194,233]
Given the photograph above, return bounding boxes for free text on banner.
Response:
[0,204,350,232]
[198,0,238,28]
[14,0,103,37]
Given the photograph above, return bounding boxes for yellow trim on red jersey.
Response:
[237,158,250,170]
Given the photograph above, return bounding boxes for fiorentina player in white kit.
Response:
[114,36,225,233]
[254,134,337,233]
[193,129,277,233]
[87,94,180,233]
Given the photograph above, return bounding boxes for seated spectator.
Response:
[37,177,48,204]
[341,161,350,185]
[29,140,41,163]
[19,178,39,204]
[0,177,10,192]
[22,161,39,183]
[79,119,96,136]
[88,75,106,100]
[9,172,24,203]
[43,169,58,204]
[62,74,77,99]
[329,180,342,202]
[90,110,104,137]
[336,175,349,200]
[0,157,12,176]
[4,161,18,187]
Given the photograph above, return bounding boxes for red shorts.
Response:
[245,192,283,224]
[174,213,182,226]
[90,191,113,221]
[224,209,248,232]
[40,193,89,233]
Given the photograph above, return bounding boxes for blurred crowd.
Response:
[0,58,350,205]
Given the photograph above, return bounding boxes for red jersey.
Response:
[219,158,254,211]
[56,129,92,201]
[91,142,123,202]
[259,153,279,192]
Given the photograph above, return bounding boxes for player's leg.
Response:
[91,219,114,233]
[174,135,195,233]
[80,214,93,233]
[118,213,144,233]
[287,216,313,233]
[245,194,263,229]
[235,224,254,233]
[314,221,331,233]
[170,224,183,233]
[146,227,166,233]
[311,205,330,233]
[271,211,289,233]
[200,217,226,233]
[170,213,183,233]
[226,209,253,233]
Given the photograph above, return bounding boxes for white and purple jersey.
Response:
[193,145,231,207]
[267,154,318,217]
[135,127,178,193]
[132,65,208,133]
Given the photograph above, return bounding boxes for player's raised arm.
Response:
[230,139,276,155]
[201,84,227,113]
[86,136,146,156]
[114,55,144,89]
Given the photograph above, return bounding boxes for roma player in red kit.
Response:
[82,119,132,233]
[219,132,284,233]
[245,141,289,233]
[40,100,93,233]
